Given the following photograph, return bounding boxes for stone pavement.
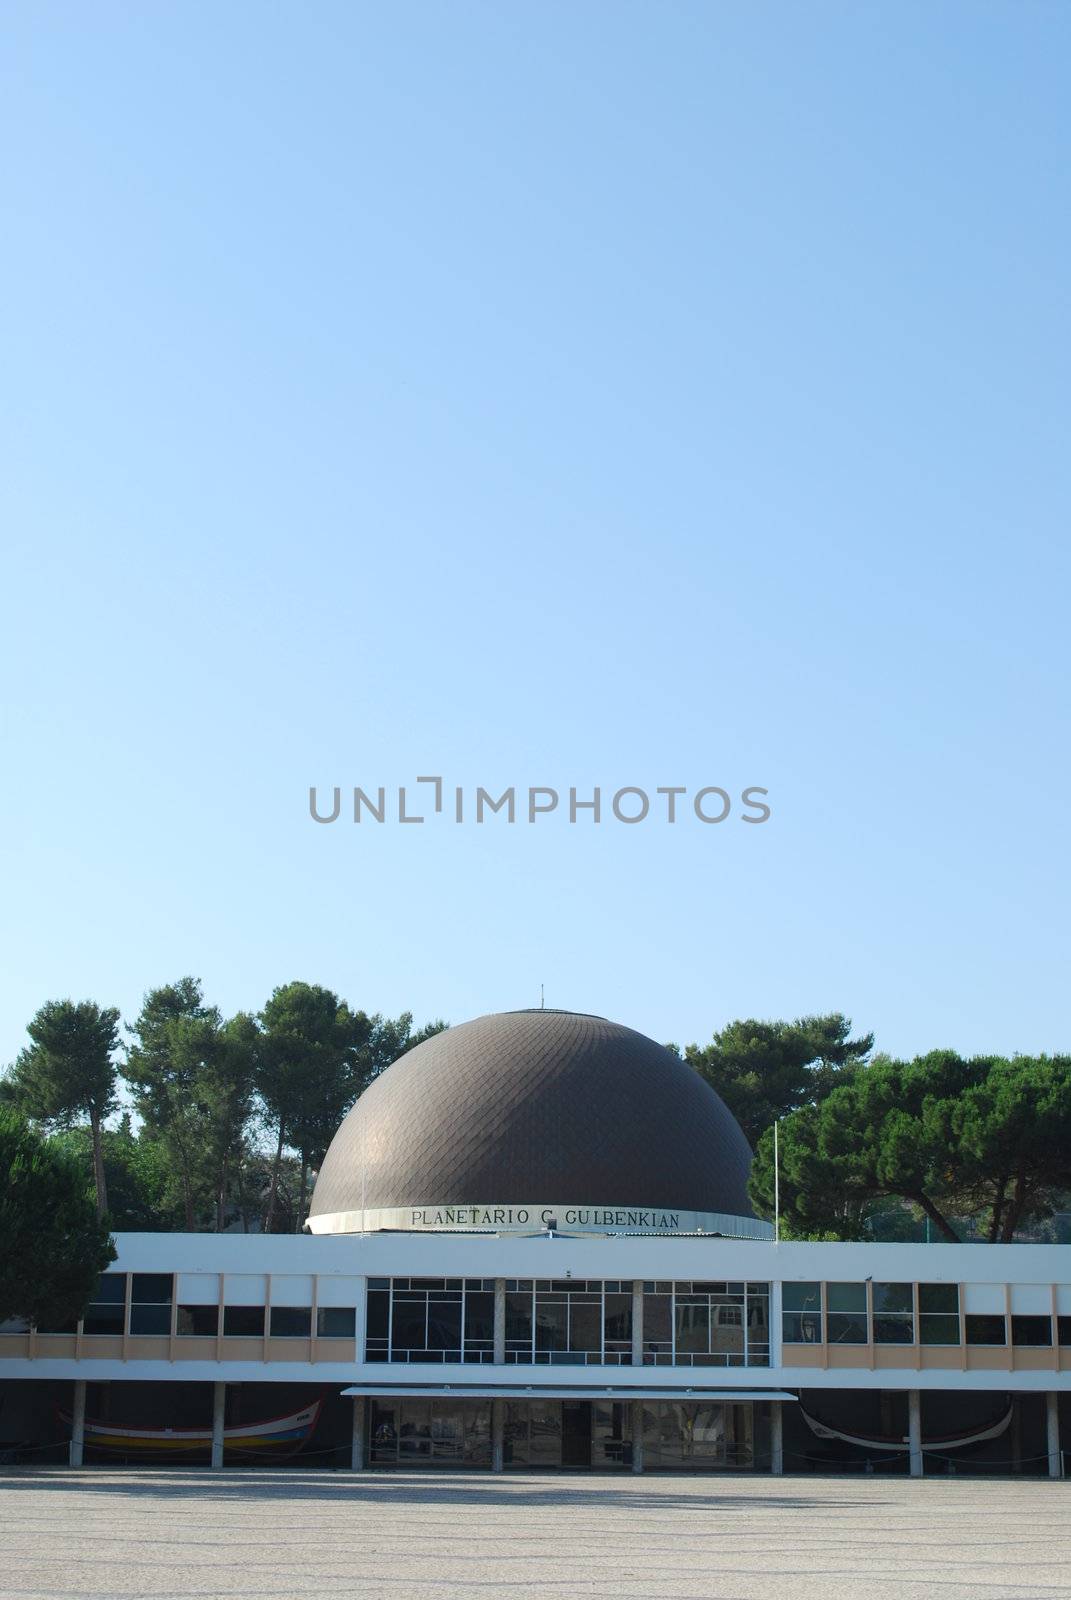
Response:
[1,1469,1068,1600]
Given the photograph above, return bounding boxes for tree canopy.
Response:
[7,999,120,1215]
[748,1050,1071,1242]
[0,1109,115,1325]
[684,1013,873,1147]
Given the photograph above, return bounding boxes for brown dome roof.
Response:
[308,1009,757,1228]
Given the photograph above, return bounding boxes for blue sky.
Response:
[2,2,1068,1069]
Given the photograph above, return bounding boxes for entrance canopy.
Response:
[343,1384,796,1402]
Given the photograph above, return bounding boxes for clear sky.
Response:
[2,2,1068,1070]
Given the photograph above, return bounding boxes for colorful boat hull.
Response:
[57,1400,322,1459]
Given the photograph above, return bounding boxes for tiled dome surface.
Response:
[308,1009,754,1220]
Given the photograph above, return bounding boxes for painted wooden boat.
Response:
[800,1400,1012,1452]
[57,1399,322,1458]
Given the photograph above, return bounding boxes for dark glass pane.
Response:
[464,1291,495,1346]
[827,1312,867,1344]
[965,1314,1006,1346]
[1057,1316,1071,1347]
[918,1283,958,1314]
[36,1318,78,1334]
[1011,1315,1052,1347]
[781,1282,820,1313]
[505,1292,533,1344]
[873,1314,913,1344]
[270,1306,311,1337]
[130,1304,171,1335]
[92,1275,127,1305]
[675,1301,709,1353]
[603,1293,632,1344]
[82,1307,124,1336]
[643,1294,672,1343]
[366,1290,389,1341]
[827,1283,866,1313]
[131,1274,172,1305]
[391,1301,427,1353]
[223,1305,264,1337]
[872,1283,912,1314]
[920,1313,960,1345]
[317,1307,355,1337]
[782,1312,822,1343]
[569,1300,601,1353]
[177,1304,218,1337]
[534,1299,568,1352]
[427,1299,462,1351]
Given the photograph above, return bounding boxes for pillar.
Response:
[630,1399,644,1474]
[69,1379,86,1468]
[631,1280,644,1367]
[350,1394,365,1471]
[493,1279,506,1365]
[1047,1392,1062,1480]
[211,1381,226,1471]
[492,1397,505,1473]
[908,1389,922,1478]
[770,1401,784,1476]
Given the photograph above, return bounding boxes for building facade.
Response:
[2,1011,1068,1475]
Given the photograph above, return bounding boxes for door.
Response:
[561,1400,592,1467]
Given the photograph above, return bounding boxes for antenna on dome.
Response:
[540,984,544,1010]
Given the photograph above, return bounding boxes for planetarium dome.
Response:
[307,1009,770,1238]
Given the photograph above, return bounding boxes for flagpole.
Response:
[773,1120,780,1244]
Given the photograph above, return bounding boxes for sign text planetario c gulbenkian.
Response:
[305,1203,775,1240]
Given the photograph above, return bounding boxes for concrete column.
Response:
[630,1400,644,1474]
[1047,1391,1063,1480]
[908,1389,922,1478]
[770,1401,784,1476]
[69,1379,86,1468]
[350,1395,365,1471]
[493,1279,506,1364]
[631,1280,644,1367]
[492,1397,505,1473]
[211,1381,226,1471]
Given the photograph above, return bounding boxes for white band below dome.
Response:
[306,1202,774,1239]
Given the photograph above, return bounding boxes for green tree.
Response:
[256,985,446,1231]
[50,1117,182,1231]
[748,1051,1071,1242]
[7,999,120,1215]
[684,1014,873,1146]
[0,1109,115,1326]
[125,979,257,1230]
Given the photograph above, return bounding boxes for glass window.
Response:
[317,1306,356,1338]
[270,1305,311,1337]
[826,1283,867,1344]
[965,1313,1006,1346]
[82,1304,125,1335]
[82,1274,127,1336]
[1057,1316,1071,1347]
[918,1284,960,1345]
[132,1274,172,1304]
[129,1304,171,1335]
[128,1274,172,1335]
[177,1304,218,1337]
[92,1274,127,1304]
[781,1282,822,1344]
[1011,1315,1052,1347]
[223,1305,265,1337]
[872,1283,913,1344]
[918,1284,958,1314]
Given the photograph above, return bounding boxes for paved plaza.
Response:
[1,1469,1068,1600]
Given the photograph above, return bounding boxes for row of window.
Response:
[367,1278,772,1367]
[38,1274,355,1339]
[782,1282,1071,1348]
